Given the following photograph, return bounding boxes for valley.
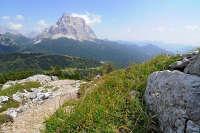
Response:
[1,1,200,132]
[0,53,100,73]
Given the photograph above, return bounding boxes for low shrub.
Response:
[0,70,39,84]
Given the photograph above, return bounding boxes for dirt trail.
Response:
[0,80,79,133]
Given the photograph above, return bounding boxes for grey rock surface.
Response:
[184,53,200,76]
[6,108,18,118]
[1,80,79,132]
[38,13,96,41]
[12,88,53,104]
[169,50,198,72]
[0,96,9,104]
[21,74,58,85]
[145,70,200,133]
[169,58,189,71]
[2,75,58,89]
[24,92,37,100]
[12,92,23,102]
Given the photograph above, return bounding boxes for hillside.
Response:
[0,45,18,53]
[0,53,100,73]
[0,33,170,67]
[1,53,199,132]
[0,29,170,67]
[45,55,180,132]
[23,38,169,67]
[0,55,179,132]
[1,32,32,46]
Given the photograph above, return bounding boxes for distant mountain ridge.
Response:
[0,13,171,67]
[0,33,19,53]
[24,38,169,66]
[0,32,170,67]
[117,40,196,54]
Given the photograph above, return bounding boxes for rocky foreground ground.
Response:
[0,75,81,133]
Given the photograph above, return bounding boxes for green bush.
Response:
[45,55,180,132]
[102,63,115,74]
[45,67,103,81]
[0,70,39,84]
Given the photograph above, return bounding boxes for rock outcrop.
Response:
[144,50,200,132]
[169,50,198,72]
[1,79,79,132]
[145,70,200,132]
[0,75,59,119]
[2,74,58,90]
[12,88,53,103]
[0,74,82,121]
[169,58,190,71]
[0,96,9,104]
[7,90,53,118]
[184,53,200,76]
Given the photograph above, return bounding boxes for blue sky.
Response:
[1,0,200,45]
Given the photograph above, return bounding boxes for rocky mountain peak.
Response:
[56,13,85,26]
[39,13,97,41]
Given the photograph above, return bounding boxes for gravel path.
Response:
[0,80,79,133]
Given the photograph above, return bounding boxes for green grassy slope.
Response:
[45,55,180,133]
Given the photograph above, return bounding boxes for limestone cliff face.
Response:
[39,13,96,41]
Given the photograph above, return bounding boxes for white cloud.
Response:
[16,14,24,20]
[71,12,101,26]
[1,15,24,21]
[1,16,10,20]
[152,26,166,32]
[36,19,49,31]
[8,22,23,31]
[184,25,200,31]
[127,27,134,33]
